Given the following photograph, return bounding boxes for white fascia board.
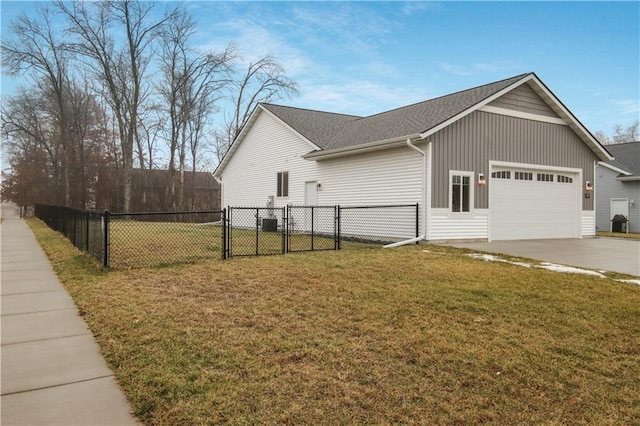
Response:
[419,74,535,139]
[525,75,613,162]
[303,133,422,160]
[214,105,322,176]
[597,161,632,176]
[258,106,323,152]
[214,106,263,177]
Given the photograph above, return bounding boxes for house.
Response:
[596,141,640,233]
[214,72,613,242]
[97,168,220,212]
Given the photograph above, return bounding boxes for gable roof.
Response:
[603,141,640,178]
[215,72,612,175]
[265,73,528,152]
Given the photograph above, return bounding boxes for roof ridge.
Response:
[261,103,362,119]
[351,72,533,122]
[606,140,640,146]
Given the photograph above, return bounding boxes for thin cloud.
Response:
[294,80,434,116]
[609,99,640,115]
[439,60,521,77]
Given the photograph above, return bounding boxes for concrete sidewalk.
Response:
[1,216,139,425]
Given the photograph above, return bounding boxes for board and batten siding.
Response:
[429,110,598,211]
[595,165,640,232]
[488,83,559,118]
[220,110,319,207]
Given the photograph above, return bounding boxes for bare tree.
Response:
[214,56,299,163]
[596,120,640,145]
[157,9,235,209]
[1,5,81,205]
[56,0,176,212]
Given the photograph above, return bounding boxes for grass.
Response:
[108,220,371,268]
[597,231,640,240]
[28,218,640,425]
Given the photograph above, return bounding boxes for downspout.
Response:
[384,138,428,248]
[213,174,223,210]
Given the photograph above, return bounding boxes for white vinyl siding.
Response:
[316,146,423,206]
[220,110,319,207]
[430,209,489,240]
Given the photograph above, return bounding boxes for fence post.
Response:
[103,210,110,268]
[221,208,227,260]
[336,205,341,250]
[415,202,420,244]
[255,208,259,256]
[284,206,288,254]
[86,211,90,252]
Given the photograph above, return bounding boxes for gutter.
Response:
[303,133,421,160]
[384,138,428,248]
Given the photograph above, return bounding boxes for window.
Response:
[557,175,573,183]
[491,171,511,179]
[277,171,289,197]
[451,172,472,213]
[515,171,533,181]
[537,173,554,182]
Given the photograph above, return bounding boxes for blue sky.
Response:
[1,1,639,135]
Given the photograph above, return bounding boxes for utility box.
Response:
[262,218,278,232]
[611,214,628,233]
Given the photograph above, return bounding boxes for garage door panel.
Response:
[490,167,579,241]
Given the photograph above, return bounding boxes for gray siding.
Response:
[488,83,559,117]
[595,165,640,232]
[430,110,598,210]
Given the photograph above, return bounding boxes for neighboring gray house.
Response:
[215,72,613,242]
[596,141,640,233]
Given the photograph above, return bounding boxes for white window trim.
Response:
[277,171,289,198]
[449,170,475,216]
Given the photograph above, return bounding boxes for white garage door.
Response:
[489,166,580,240]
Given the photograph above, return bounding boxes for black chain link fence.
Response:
[287,206,338,252]
[338,204,420,249]
[109,211,224,269]
[226,207,286,257]
[35,204,106,265]
[35,203,419,268]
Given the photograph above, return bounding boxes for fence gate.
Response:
[286,206,338,253]
[227,207,286,257]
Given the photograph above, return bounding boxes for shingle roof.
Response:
[260,104,361,149]
[606,141,640,176]
[261,73,531,151]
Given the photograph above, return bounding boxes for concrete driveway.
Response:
[447,238,640,277]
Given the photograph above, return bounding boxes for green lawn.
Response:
[108,219,371,268]
[597,231,640,240]
[29,218,640,425]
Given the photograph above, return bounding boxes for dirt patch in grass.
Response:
[28,218,640,425]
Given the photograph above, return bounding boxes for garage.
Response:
[489,164,581,241]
